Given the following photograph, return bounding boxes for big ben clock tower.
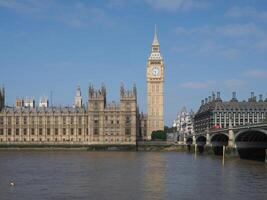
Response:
[147,26,164,139]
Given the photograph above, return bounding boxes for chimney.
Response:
[205,98,208,104]
[201,100,204,105]
[212,91,216,101]
[259,94,263,102]
[232,91,236,99]
[208,96,211,102]
[217,91,220,99]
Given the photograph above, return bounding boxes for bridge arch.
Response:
[186,137,193,152]
[186,137,193,145]
[196,135,206,153]
[210,132,229,155]
[235,129,267,161]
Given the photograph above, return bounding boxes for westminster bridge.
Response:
[182,123,267,161]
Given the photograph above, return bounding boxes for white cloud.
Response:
[179,81,215,89]
[145,0,209,11]
[225,79,246,89]
[175,23,263,38]
[244,69,267,78]
[225,6,267,21]
[0,0,113,28]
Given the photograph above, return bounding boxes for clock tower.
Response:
[147,26,164,139]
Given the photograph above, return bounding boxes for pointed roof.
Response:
[152,24,159,46]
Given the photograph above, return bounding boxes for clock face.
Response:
[152,67,159,77]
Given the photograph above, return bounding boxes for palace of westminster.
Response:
[0,29,164,145]
[1,29,267,146]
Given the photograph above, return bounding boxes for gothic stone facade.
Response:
[147,28,164,139]
[0,85,138,145]
[194,92,267,133]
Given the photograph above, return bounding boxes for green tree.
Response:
[151,130,167,140]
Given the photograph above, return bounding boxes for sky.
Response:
[0,0,267,126]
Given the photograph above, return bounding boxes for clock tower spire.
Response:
[146,26,165,140]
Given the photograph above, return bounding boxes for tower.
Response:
[74,85,83,108]
[147,26,164,139]
[0,86,5,111]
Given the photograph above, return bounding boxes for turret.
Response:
[74,85,83,108]
[88,84,106,111]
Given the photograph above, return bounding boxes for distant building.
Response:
[39,97,49,108]
[24,98,35,108]
[16,98,24,108]
[194,92,267,133]
[74,85,82,108]
[173,107,194,136]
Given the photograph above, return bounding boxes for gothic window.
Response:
[0,117,3,125]
[16,117,19,125]
[125,128,131,135]
[39,116,42,124]
[16,128,19,135]
[94,128,98,135]
[23,117,27,125]
[78,128,82,135]
[126,116,131,124]
[63,128,66,135]
[78,117,82,125]
[23,128,27,135]
[47,128,50,135]
[31,128,34,135]
[55,128,58,135]
[0,129,3,135]
[94,102,98,109]
[39,128,42,135]
[71,128,74,135]
[63,117,66,125]
[70,117,74,124]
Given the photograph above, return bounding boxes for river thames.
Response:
[0,151,266,200]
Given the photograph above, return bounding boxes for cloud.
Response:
[179,81,215,89]
[0,0,52,14]
[145,0,210,12]
[175,23,263,38]
[225,6,267,21]
[0,0,113,28]
[244,69,267,78]
[225,79,246,89]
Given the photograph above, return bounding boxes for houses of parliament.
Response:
[0,30,165,145]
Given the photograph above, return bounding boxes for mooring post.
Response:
[194,144,197,159]
[222,145,225,166]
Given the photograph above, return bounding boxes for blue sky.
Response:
[1,0,267,126]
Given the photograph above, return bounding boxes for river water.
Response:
[0,151,266,200]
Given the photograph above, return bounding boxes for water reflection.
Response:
[0,151,266,200]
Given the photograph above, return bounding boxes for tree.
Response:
[151,130,167,140]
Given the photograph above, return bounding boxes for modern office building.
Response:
[194,92,267,133]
